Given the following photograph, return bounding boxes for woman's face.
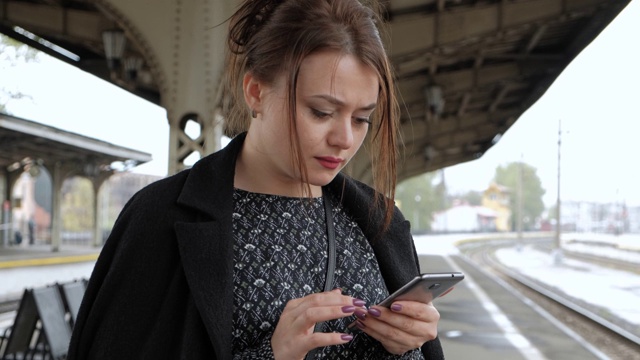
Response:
[244,50,379,196]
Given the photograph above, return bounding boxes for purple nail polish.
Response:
[341,334,353,341]
[355,320,366,329]
[391,304,403,312]
[368,308,381,317]
[353,298,366,307]
[354,309,367,320]
[342,306,356,313]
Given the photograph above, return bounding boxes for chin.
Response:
[307,173,339,187]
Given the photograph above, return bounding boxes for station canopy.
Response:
[0,113,151,178]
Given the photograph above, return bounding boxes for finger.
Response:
[282,291,366,332]
[305,332,354,351]
[385,301,440,324]
[286,290,361,314]
[363,309,432,339]
[366,304,438,338]
[273,330,354,358]
[289,301,359,330]
[353,320,423,355]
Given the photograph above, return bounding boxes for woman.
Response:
[68,0,446,359]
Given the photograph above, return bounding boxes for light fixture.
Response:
[83,162,100,177]
[425,85,445,120]
[102,29,127,71]
[424,145,437,161]
[28,164,40,178]
[124,56,143,81]
[492,133,502,145]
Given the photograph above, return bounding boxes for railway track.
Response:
[458,238,640,360]
[0,298,19,315]
[0,298,19,335]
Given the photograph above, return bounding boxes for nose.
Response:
[328,116,354,149]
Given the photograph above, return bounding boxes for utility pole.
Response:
[553,119,563,265]
[517,153,524,251]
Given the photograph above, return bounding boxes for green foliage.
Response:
[494,162,546,230]
[396,171,446,232]
[1,34,39,113]
[0,34,39,63]
[458,190,483,206]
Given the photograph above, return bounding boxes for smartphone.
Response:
[346,272,464,332]
[377,272,464,307]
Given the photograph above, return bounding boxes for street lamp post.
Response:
[517,153,524,251]
[414,195,422,231]
[553,119,563,265]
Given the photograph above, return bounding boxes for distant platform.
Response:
[0,244,101,269]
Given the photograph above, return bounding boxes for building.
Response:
[431,203,497,233]
[482,182,512,232]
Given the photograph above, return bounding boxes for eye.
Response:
[311,108,331,119]
[355,117,372,125]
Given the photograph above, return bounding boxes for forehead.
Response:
[295,50,380,101]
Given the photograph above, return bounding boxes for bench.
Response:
[0,279,86,360]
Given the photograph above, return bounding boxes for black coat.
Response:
[67,133,445,359]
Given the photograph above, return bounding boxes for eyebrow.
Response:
[310,94,377,111]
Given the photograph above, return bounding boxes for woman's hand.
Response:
[271,289,364,360]
[355,301,440,355]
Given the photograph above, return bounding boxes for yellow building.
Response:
[482,182,512,232]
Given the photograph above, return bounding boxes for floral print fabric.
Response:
[231,189,423,359]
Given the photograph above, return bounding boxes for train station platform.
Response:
[1,233,639,359]
[414,233,640,360]
[0,244,100,302]
[0,244,101,269]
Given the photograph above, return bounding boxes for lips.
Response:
[316,156,343,170]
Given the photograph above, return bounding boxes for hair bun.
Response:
[229,0,284,54]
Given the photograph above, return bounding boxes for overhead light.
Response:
[124,56,143,81]
[28,165,40,178]
[102,29,127,71]
[13,26,80,61]
[425,85,445,120]
[83,162,100,177]
[424,145,437,161]
[7,162,21,172]
[492,133,502,145]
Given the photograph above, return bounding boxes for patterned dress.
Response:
[231,189,424,359]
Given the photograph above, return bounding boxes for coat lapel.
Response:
[173,133,246,358]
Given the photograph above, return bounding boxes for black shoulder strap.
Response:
[304,189,336,360]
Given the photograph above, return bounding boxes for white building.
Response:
[431,204,497,233]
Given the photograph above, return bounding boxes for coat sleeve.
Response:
[387,207,446,359]
[67,188,216,359]
[332,176,446,359]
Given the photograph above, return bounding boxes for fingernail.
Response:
[342,306,355,313]
[355,320,366,329]
[352,298,366,307]
[391,304,403,312]
[354,309,367,320]
[368,308,381,317]
[341,334,353,341]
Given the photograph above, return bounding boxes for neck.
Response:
[234,138,322,198]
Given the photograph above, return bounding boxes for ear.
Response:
[243,72,263,116]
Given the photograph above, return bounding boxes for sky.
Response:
[1,0,639,208]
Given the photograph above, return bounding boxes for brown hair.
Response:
[224,0,400,230]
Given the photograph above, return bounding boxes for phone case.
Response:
[377,272,464,307]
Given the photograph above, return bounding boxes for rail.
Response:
[458,238,640,360]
